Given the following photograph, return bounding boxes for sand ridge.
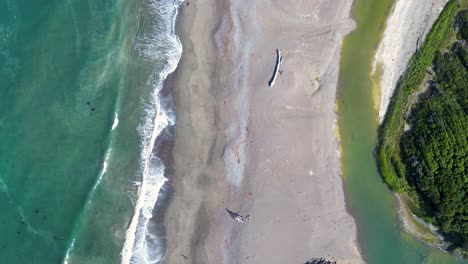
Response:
[374,0,449,121]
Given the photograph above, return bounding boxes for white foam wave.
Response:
[63,238,76,264]
[85,111,118,202]
[121,1,183,263]
[112,112,119,131]
[62,145,113,263]
[86,149,112,205]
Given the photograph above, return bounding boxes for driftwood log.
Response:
[268,49,283,87]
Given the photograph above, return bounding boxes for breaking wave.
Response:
[121,0,183,263]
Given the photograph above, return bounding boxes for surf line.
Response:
[61,105,121,263]
[112,112,119,131]
[120,0,184,263]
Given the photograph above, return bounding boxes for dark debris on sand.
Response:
[305,258,337,264]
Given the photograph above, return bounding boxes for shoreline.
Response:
[394,194,442,246]
[121,1,183,262]
[372,0,448,249]
[163,1,363,263]
[163,1,227,263]
[374,0,468,258]
[372,0,448,241]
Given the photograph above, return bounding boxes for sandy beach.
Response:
[373,0,449,120]
[163,1,362,263]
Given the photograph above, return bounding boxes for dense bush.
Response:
[456,10,468,40]
[453,42,468,69]
[377,0,468,250]
[400,42,468,245]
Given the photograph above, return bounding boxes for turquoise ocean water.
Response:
[0,0,182,263]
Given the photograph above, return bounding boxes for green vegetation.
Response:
[376,0,468,253]
[401,51,468,235]
[377,0,462,192]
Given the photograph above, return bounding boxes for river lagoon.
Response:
[337,0,467,263]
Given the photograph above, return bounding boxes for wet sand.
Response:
[163,1,362,263]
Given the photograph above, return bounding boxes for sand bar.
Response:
[374,0,449,121]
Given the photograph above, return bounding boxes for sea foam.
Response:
[121,0,183,263]
[112,112,119,131]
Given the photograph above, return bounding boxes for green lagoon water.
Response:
[0,0,181,263]
[337,0,468,263]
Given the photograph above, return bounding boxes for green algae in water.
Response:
[337,0,468,263]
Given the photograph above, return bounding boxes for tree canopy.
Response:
[400,18,468,248]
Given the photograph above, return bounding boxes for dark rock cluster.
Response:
[304,258,337,264]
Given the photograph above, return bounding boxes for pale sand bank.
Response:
[163,1,362,263]
[374,0,449,121]
[394,194,442,245]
